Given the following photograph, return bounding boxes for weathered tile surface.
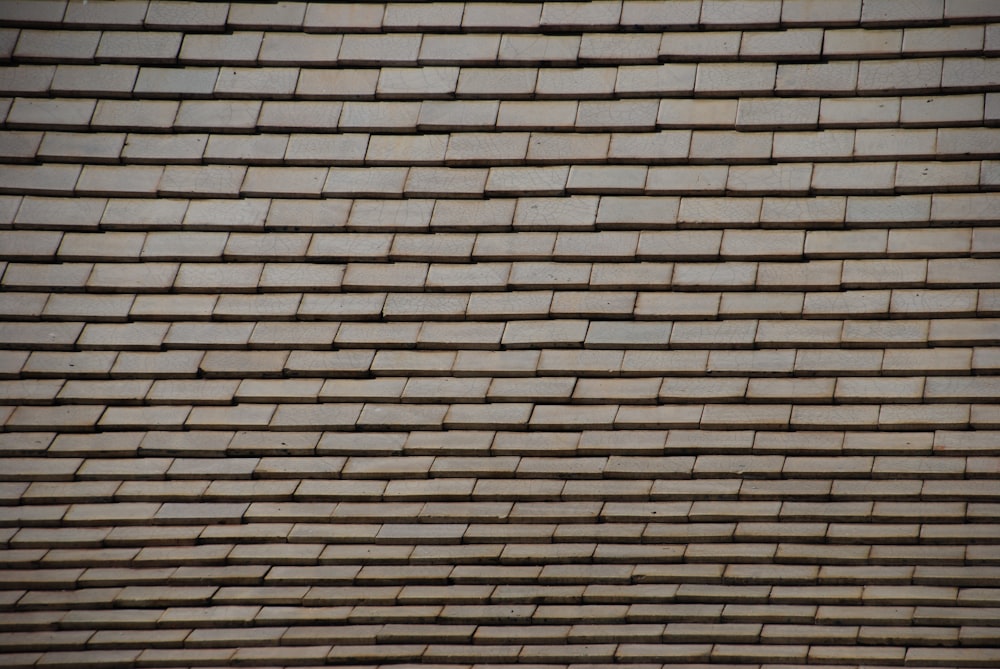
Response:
[0,1,998,665]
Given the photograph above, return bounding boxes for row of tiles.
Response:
[4,401,998,433]
[2,516,998,544]
[2,628,999,665]
[2,620,1000,651]
[5,375,998,407]
[3,316,998,351]
[1,644,998,669]
[11,138,1000,192]
[3,194,998,232]
[2,646,998,669]
[0,645,998,669]
[6,521,997,553]
[4,161,1000,201]
[9,526,1000,560]
[33,551,1000,589]
[4,536,999,574]
[7,218,1000,254]
[3,558,1000,596]
[6,24,999,68]
[7,443,1000,478]
[0,498,1000,528]
[3,57,1000,102]
[2,557,1000,588]
[6,575,993,605]
[0,624,996,666]
[3,0,998,32]
[5,346,998,381]
[7,449,999,477]
[5,229,998,263]
[4,94,1000,136]
[13,127,1000,169]
[7,477,999,507]
[8,301,997,339]
[2,427,993,456]
[6,153,1000,201]
[7,229,998,264]
[6,268,1000,299]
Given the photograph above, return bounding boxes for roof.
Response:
[1,0,999,667]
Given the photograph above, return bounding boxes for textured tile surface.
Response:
[0,1,999,666]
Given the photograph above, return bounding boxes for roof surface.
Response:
[0,0,999,667]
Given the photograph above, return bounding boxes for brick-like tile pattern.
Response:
[0,1,999,666]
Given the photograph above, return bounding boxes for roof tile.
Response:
[94,30,181,64]
[143,1,229,31]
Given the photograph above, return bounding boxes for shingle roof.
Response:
[1,0,999,667]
